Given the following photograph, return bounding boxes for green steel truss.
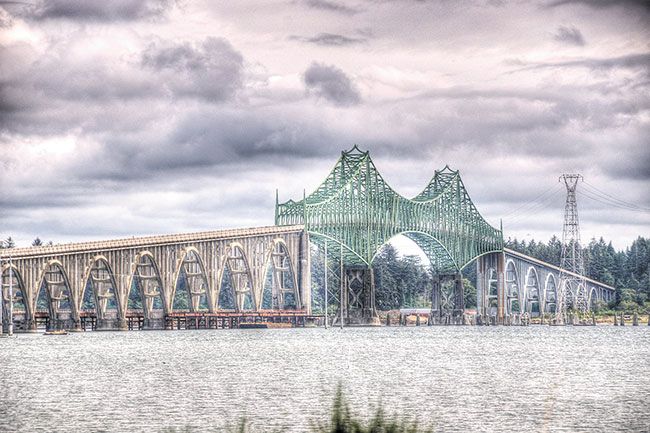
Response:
[275,146,503,273]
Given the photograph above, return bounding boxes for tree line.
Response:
[505,236,649,311]
[0,236,53,248]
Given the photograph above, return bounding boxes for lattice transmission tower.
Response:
[556,174,588,323]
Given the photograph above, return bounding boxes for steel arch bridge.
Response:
[275,146,504,324]
[276,146,503,272]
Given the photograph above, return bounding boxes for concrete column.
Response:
[69,280,83,332]
[340,262,347,325]
[454,273,465,324]
[24,267,39,332]
[430,275,441,325]
[298,231,312,314]
[497,252,506,324]
[0,282,3,336]
[476,257,484,322]
[369,267,377,319]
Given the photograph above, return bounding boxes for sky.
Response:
[0,0,648,253]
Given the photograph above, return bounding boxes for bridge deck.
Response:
[504,248,615,290]
[0,225,305,259]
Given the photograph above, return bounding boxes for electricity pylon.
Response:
[556,174,588,324]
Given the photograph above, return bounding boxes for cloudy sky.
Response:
[0,0,648,252]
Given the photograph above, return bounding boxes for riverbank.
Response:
[376,310,650,326]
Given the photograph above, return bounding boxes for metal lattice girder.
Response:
[276,146,503,272]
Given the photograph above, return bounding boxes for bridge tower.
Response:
[556,174,588,322]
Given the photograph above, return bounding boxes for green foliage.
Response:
[172,272,190,310]
[310,242,483,312]
[158,387,431,432]
[218,267,236,309]
[374,244,432,310]
[313,385,431,433]
[504,235,562,266]
[506,236,650,310]
[463,277,476,309]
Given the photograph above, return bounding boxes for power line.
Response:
[577,190,650,213]
[501,183,563,219]
[502,185,563,225]
[581,181,650,212]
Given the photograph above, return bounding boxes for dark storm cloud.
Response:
[602,138,650,181]
[509,53,650,74]
[0,45,161,134]
[0,189,88,210]
[48,105,341,186]
[158,111,333,168]
[289,33,366,46]
[301,0,360,15]
[544,0,650,11]
[304,62,361,106]
[553,25,585,46]
[0,36,245,135]
[141,37,244,102]
[23,0,174,21]
[0,5,14,27]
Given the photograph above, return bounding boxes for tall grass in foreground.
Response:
[163,385,431,433]
[312,385,431,433]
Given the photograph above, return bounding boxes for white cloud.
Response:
[0,0,648,251]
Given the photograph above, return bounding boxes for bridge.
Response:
[1,226,311,331]
[477,248,615,325]
[0,147,615,332]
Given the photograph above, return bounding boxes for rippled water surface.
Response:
[1,326,649,432]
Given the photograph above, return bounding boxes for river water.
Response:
[1,326,648,432]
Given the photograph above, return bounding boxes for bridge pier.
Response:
[298,231,312,315]
[430,275,441,324]
[429,273,465,325]
[117,318,129,331]
[496,252,505,324]
[453,273,465,325]
[476,252,506,325]
[339,266,380,326]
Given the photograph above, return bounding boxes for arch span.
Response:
[38,259,74,328]
[261,239,300,310]
[505,260,520,316]
[82,255,120,324]
[130,251,165,320]
[172,247,210,313]
[589,287,599,310]
[1,265,27,330]
[524,267,541,316]
[544,274,557,314]
[220,242,256,312]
